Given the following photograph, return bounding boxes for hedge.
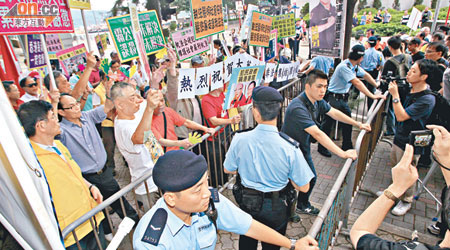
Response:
[352,23,412,37]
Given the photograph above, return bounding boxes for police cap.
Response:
[153,150,208,192]
[252,86,283,102]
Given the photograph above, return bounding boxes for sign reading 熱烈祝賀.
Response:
[0,0,74,35]
[190,0,225,39]
[272,13,295,38]
[249,12,272,47]
[106,10,165,62]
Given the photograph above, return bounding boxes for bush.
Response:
[438,7,449,20]
[409,5,426,12]
[352,23,412,36]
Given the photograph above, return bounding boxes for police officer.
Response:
[318,45,385,157]
[133,150,319,250]
[360,36,385,109]
[282,69,371,216]
[224,86,315,250]
[309,0,337,49]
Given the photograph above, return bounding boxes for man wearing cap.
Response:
[282,69,370,216]
[318,45,384,157]
[361,36,385,108]
[133,150,319,250]
[223,86,315,250]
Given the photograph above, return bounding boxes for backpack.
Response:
[388,54,411,78]
[411,90,450,131]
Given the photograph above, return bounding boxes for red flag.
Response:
[0,35,23,95]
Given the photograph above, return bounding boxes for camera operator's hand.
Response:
[389,144,418,198]
[388,81,400,99]
[427,125,450,161]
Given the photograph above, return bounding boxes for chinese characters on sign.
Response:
[171,27,209,61]
[45,34,63,52]
[276,62,300,82]
[0,0,74,35]
[55,44,88,76]
[224,65,265,109]
[106,10,165,62]
[264,63,277,83]
[68,0,91,9]
[178,68,196,99]
[190,0,225,39]
[195,67,210,95]
[249,12,272,47]
[272,13,295,38]
[210,62,223,91]
[26,34,46,70]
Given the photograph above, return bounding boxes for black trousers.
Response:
[66,221,106,250]
[320,95,353,149]
[102,127,116,169]
[239,197,289,250]
[83,167,138,234]
[362,69,378,109]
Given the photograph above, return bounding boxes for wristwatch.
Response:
[392,98,400,104]
[290,239,297,250]
[383,189,399,203]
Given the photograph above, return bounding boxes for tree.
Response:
[393,0,400,10]
[414,0,423,5]
[358,0,367,11]
[372,0,381,10]
[432,0,437,8]
[300,3,309,17]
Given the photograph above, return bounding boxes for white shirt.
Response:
[20,92,39,103]
[114,102,157,195]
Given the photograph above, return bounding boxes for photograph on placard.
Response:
[265,30,278,62]
[56,44,88,76]
[309,0,336,50]
[224,65,265,110]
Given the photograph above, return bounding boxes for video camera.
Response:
[378,72,410,93]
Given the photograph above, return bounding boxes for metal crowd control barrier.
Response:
[308,91,388,249]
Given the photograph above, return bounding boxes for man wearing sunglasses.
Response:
[19,76,39,103]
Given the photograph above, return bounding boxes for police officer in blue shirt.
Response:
[318,45,385,156]
[224,86,315,250]
[133,150,319,250]
[282,69,371,215]
[361,36,385,108]
[300,56,334,76]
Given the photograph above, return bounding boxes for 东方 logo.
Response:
[3,2,59,27]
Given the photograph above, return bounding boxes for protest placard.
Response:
[239,4,258,40]
[178,68,196,99]
[56,44,87,75]
[106,10,165,62]
[407,8,422,31]
[68,0,91,9]
[45,34,64,52]
[129,3,152,84]
[276,62,300,82]
[224,54,240,82]
[190,0,225,39]
[26,35,46,70]
[95,34,105,56]
[249,12,272,47]
[0,0,74,35]
[272,13,296,38]
[224,65,265,109]
[171,27,209,61]
[264,63,277,83]
[210,62,224,90]
[195,67,210,95]
[265,30,278,61]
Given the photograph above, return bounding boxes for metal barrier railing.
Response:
[308,91,388,249]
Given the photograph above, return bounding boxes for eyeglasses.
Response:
[25,83,38,88]
[426,50,437,53]
[61,102,80,110]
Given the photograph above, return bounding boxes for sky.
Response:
[90,1,116,11]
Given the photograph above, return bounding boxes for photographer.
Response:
[378,59,438,216]
[351,125,450,249]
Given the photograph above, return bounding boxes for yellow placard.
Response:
[191,0,225,39]
[69,0,91,10]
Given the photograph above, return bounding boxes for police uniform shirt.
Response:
[281,92,331,158]
[310,56,334,75]
[328,59,367,94]
[360,47,385,72]
[133,194,252,250]
[310,2,337,49]
[223,124,314,192]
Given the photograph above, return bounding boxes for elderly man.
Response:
[19,76,40,102]
[56,78,138,240]
[3,81,23,110]
[111,79,164,211]
[17,100,105,249]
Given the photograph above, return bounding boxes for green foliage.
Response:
[303,13,310,27]
[410,5,426,12]
[352,23,411,37]
[357,8,377,15]
[372,0,382,10]
[438,7,450,20]
[170,21,177,31]
[300,3,309,17]
[431,0,437,9]
[172,0,190,12]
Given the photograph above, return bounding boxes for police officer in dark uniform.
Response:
[310,0,337,49]
[318,45,384,156]
[224,86,315,250]
[133,150,319,250]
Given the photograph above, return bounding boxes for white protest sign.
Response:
[239,4,258,40]
[277,62,299,82]
[178,68,196,99]
[210,62,224,90]
[224,53,241,82]
[265,63,277,83]
[407,8,422,31]
[195,67,210,95]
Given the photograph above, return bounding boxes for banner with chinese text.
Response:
[68,0,91,9]
[56,44,87,75]
[272,13,295,38]
[249,12,272,47]
[106,10,165,62]
[26,35,46,70]
[45,34,64,52]
[224,65,265,109]
[190,0,225,39]
[171,27,209,61]
[0,0,74,35]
